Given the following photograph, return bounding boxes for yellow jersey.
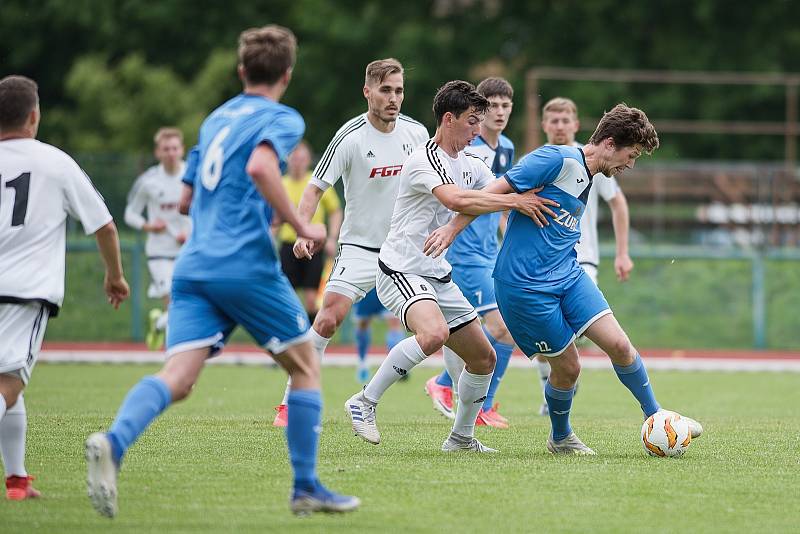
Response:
[278,172,341,243]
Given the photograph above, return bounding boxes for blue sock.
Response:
[435,369,453,387]
[544,381,575,441]
[355,327,371,364]
[386,328,403,351]
[287,389,322,492]
[107,375,172,464]
[482,327,514,411]
[613,354,660,417]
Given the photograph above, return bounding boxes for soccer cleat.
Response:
[424,376,454,420]
[344,392,380,444]
[683,416,703,439]
[85,432,119,518]
[5,475,41,501]
[290,480,360,515]
[538,402,549,416]
[475,408,509,429]
[272,404,288,427]
[546,432,596,455]
[489,403,509,425]
[441,432,498,453]
[145,308,165,351]
[356,363,369,385]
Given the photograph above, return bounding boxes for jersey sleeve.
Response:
[61,156,113,235]
[596,173,621,201]
[257,109,306,173]
[470,155,495,191]
[312,121,357,187]
[504,145,563,193]
[182,146,200,187]
[409,149,453,194]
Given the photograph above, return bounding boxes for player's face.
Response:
[483,96,513,135]
[604,142,642,176]
[542,110,579,145]
[155,137,184,168]
[287,144,311,177]
[364,72,404,123]
[451,107,484,152]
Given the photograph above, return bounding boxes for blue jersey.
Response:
[175,93,305,281]
[493,145,592,287]
[446,134,515,267]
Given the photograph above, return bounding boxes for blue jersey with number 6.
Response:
[175,93,305,281]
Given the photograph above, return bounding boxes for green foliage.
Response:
[5,365,799,532]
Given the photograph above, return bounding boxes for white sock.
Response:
[442,346,465,387]
[0,395,6,421]
[363,336,427,403]
[280,328,330,405]
[536,358,551,396]
[452,369,492,438]
[156,310,169,331]
[0,395,26,477]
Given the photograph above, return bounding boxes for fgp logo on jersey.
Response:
[553,206,583,232]
[462,171,473,185]
[369,165,403,179]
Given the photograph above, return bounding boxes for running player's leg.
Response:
[355,315,372,384]
[480,308,514,424]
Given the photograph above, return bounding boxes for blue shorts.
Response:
[451,263,497,315]
[166,276,311,356]
[494,271,611,358]
[353,288,391,319]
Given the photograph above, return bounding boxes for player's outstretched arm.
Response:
[178,184,193,215]
[293,183,326,259]
[609,191,634,281]
[247,144,326,248]
[94,222,130,309]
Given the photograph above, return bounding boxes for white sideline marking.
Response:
[38,350,800,372]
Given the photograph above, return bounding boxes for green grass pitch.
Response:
[3,363,799,533]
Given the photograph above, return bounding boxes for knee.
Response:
[416,326,449,355]
[475,347,496,375]
[158,372,195,402]
[314,305,346,337]
[551,359,581,386]
[606,334,635,364]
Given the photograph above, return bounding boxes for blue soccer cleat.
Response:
[290,480,360,515]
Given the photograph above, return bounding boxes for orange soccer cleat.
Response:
[272,404,288,427]
[475,407,509,429]
[6,475,41,501]
[424,376,454,419]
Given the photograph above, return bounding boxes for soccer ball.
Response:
[641,410,691,457]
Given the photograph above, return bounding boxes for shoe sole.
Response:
[546,441,596,456]
[343,400,380,445]
[424,386,455,420]
[291,495,361,516]
[85,435,117,518]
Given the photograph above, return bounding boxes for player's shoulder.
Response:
[464,151,492,172]
[14,139,75,165]
[499,133,515,149]
[397,113,428,134]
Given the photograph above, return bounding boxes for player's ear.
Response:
[363,85,370,99]
[237,64,246,82]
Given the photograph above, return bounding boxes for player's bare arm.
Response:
[292,182,326,259]
[608,191,634,281]
[94,221,130,309]
[247,143,326,246]
[178,183,193,215]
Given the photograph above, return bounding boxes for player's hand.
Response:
[615,254,634,282]
[424,223,458,258]
[145,220,167,233]
[176,232,188,244]
[293,237,315,259]
[104,274,130,309]
[516,187,559,228]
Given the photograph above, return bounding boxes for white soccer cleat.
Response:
[344,392,380,445]
[546,432,596,455]
[441,432,498,453]
[666,411,703,439]
[85,432,119,518]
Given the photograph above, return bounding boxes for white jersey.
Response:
[0,139,112,313]
[124,163,190,258]
[379,139,495,279]
[576,172,620,267]
[313,113,428,249]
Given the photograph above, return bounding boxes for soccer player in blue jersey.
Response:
[426,103,702,454]
[84,25,360,517]
[424,78,517,428]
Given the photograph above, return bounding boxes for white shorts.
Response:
[0,303,49,384]
[580,262,599,285]
[324,244,380,302]
[376,260,478,331]
[147,258,176,299]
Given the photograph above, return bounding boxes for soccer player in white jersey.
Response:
[427,103,702,454]
[425,77,518,428]
[0,75,129,500]
[344,80,556,452]
[271,59,429,426]
[125,127,191,350]
[532,97,634,415]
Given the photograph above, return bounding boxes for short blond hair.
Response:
[542,97,578,118]
[365,58,404,86]
[153,127,183,147]
[238,25,297,85]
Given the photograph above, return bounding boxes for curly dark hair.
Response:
[588,103,659,154]
[432,80,489,125]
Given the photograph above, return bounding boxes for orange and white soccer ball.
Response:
[641,410,692,457]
